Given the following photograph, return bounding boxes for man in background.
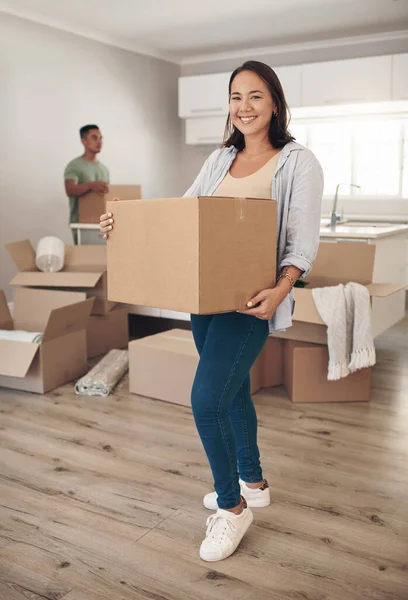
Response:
[64,124,109,243]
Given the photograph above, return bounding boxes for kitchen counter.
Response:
[320,223,408,239]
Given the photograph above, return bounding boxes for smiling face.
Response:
[229,70,276,140]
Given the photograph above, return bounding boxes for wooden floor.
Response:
[1,317,408,600]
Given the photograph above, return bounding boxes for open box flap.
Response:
[5,240,36,272]
[0,340,39,377]
[13,287,88,331]
[42,298,94,342]
[10,271,103,288]
[63,245,107,270]
[309,242,375,285]
[0,290,13,329]
[366,282,407,297]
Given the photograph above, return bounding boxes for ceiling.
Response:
[1,0,408,62]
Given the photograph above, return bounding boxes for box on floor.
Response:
[7,287,129,359]
[128,329,283,407]
[106,196,277,314]
[275,242,406,345]
[6,240,115,315]
[283,340,372,403]
[0,288,93,394]
[78,184,142,223]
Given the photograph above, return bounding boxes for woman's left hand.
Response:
[239,287,286,320]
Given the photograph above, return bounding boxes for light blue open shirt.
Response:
[184,141,324,333]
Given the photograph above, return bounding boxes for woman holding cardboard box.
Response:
[100,61,323,562]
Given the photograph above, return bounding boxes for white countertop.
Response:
[320,222,408,239]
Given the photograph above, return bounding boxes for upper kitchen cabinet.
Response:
[392,53,408,101]
[185,116,226,145]
[178,72,230,118]
[273,65,302,108]
[302,56,392,106]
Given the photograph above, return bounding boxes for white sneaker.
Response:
[203,479,270,510]
[199,503,254,562]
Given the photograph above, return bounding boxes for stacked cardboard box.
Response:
[5,241,129,360]
[128,328,374,405]
[78,184,142,223]
[274,241,406,403]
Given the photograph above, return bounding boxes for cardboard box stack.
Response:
[276,241,405,403]
[0,288,93,393]
[5,241,129,361]
[79,184,142,223]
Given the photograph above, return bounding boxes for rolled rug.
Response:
[75,349,128,396]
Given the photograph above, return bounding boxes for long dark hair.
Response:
[223,60,294,151]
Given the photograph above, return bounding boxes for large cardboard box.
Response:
[129,329,283,407]
[79,184,142,223]
[6,240,115,315]
[283,340,372,403]
[0,288,93,394]
[107,196,277,314]
[275,242,406,345]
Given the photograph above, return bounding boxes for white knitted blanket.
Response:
[312,282,376,380]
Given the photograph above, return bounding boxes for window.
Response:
[291,115,408,198]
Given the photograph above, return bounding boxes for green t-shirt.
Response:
[64,156,110,224]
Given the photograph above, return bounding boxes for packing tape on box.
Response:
[235,291,248,311]
[234,197,247,223]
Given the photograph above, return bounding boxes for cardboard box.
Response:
[79,184,142,223]
[0,288,93,394]
[6,240,115,315]
[107,196,277,314]
[6,287,129,359]
[129,329,283,406]
[275,242,406,345]
[87,306,129,359]
[283,340,372,403]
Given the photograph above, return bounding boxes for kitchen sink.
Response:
[320,221,399,229]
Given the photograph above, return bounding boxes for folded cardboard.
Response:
[6,240,115,315]
[0,288,93,394]
[275,242,406,345]
[79,184,142,223]
[283,340,372,403]
[129,329,283,407]
[107,196,277,314]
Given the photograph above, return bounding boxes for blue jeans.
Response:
[190,312,269,510]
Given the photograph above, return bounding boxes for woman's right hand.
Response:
[99,196,119,240]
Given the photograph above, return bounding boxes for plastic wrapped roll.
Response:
[35,236,65,273]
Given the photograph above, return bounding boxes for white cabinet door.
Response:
[273,65,302,108]
[185,116,226,145]
[302,56,392,107]
[392,53,408,100]
[178,72,230,118]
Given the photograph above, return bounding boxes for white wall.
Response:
[0,12,182,297]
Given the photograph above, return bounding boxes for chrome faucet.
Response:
[330,183,361,229]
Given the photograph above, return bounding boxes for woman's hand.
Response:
[240,286,287,320]
[99,196,119,240]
